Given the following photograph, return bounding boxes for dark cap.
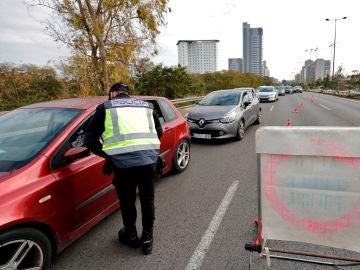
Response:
[109,82,130,93]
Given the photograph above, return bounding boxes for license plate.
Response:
[193,133,211,139]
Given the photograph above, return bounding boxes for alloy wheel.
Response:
[0,239,44,270]
[177,141,190,169]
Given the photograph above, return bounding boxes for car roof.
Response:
[211,89,248,94]
[20,96,168,110]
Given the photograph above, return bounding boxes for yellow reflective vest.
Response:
[102,97,160,168]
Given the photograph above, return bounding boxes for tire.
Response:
[235,120,245,141]
[0,227,52,270]
[172,139,190,173]
[254,110,261,125]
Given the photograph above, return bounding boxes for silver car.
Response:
[186,89,261,140]
[275,86,285,96]
[257,86,278,102]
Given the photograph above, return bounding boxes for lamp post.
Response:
[325,17,347,82]
[305,48,314,61]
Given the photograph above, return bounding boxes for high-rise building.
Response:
[228,58,243,72]
[243,22,263,75]
[177,40,219,74]
[299,59,331,83]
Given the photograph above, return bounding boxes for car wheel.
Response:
[172,139,190,173]
[0,227,52,270]
[254,110,261,125]
[235,120,245,141]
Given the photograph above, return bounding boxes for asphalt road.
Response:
[51,92,360,270]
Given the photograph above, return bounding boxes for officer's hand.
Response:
[102,159,113,175]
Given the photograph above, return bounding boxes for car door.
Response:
[241,92,253,128]
[157,99,177,172]
[248,89,260,123]
[50,116,117,232]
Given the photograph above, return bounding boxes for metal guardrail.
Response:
[170,96,203,105]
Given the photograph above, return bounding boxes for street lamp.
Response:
[305,48,314,61]
[325,16,347,82]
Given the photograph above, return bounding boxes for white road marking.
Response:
[185,180,239,270]
[270,105,274,111]
[319,104,331,110]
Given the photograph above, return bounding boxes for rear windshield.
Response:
[0,108,82,172]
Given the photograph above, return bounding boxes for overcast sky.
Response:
[0,0,359,80]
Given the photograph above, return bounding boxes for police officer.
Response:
[84,82,163,255]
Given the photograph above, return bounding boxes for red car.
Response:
[0,96,190,269]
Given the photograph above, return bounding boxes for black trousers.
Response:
[113,163,156,236]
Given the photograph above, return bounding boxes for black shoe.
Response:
[141,231,153,255]
[118,228,141,248]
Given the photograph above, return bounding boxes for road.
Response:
[51,92,360,270]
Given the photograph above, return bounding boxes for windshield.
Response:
[258,87,275,92]
[198,91,240,106]
[0,108,82,172]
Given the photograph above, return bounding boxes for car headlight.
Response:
[220,111,236,123]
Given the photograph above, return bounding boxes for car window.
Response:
[51,116,92,170]
[158,99,177,122]
[258,87,275,92]
[242,93,251,104]
[146,100,166,125]
[0,108,82,172]
[246,91,254,100]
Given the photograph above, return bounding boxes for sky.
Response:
[0,0,359,81]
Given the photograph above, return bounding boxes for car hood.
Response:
[188,105,236,120]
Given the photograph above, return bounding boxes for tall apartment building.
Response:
[177,40,219,74]
[314,59,331,80]
[299,59,331,83]
[228,58,243,72]
[243,22,263,75]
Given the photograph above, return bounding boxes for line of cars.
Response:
[256,85,303,102]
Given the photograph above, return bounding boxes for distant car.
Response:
[284,86,293,94]
[186,88,261,140]
[0,96,190,269]
[257,86,279,102]
[293,86,303,93]
[275,86,285,96]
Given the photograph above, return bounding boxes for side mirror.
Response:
[243,100,251,108]
[63,146,89,161]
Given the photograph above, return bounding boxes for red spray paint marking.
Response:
[263,140,360,234]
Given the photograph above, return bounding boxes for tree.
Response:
[30,0,170,94]
[135,65,192,98]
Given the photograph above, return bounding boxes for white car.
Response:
[257,86,278,102]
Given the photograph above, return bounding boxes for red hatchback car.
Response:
[0,96,190,269]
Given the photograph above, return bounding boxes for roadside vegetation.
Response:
[0,62,275,111]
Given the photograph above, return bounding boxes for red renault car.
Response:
[0,96,190,269]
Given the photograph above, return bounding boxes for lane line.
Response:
[319,104,331,110]
[185,180,239,270]
[270,105,274,111]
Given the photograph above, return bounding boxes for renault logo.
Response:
[198,119,205,127]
